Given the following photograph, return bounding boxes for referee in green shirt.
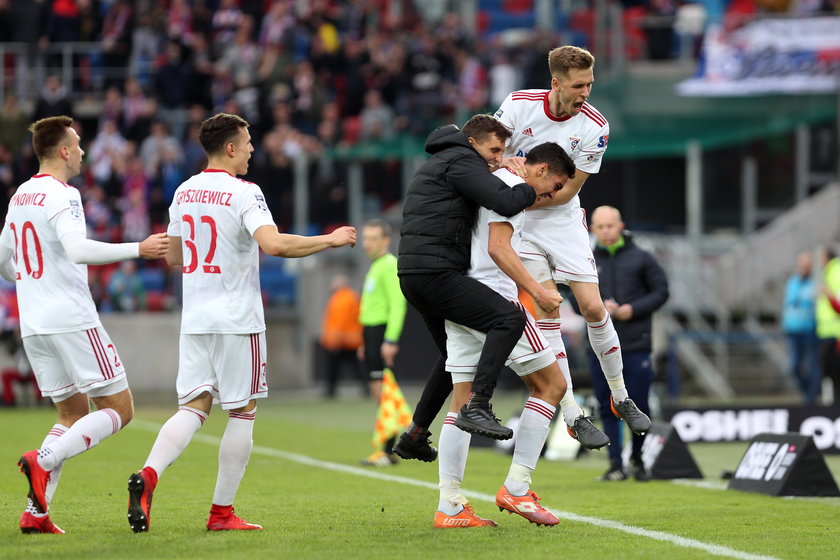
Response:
[359,219,407,466]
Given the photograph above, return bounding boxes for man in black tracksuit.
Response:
[393,115,537,459]
[588,206,669,481]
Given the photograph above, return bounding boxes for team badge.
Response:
[569,138,581,150]
[494,109,504,119]
[69,199,82,218]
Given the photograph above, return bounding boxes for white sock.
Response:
[144,406,207,477]
[506,397,555,496]
[538,320,583,425]
[438,412,471,515]
[37,409,122,471]
[587,313,628,401]
[25,424,69,514]
[212,409,256,507]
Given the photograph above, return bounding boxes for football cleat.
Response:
[207,505,262,531]
[630,458,651,482]
[566,416,610,449]
[599,463,628,481]
[18,450,50,514]
[611,398,651,434]
[360,450,399,467]
[434,504,498,528]
[127,467,157,533]
[393,429,437,462]
[495,485,559,526]
[454,403,513,440]
[20,511,64,534]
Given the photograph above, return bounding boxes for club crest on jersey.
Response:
[522,128,534,137]
[254,194,268,212]
[569,137,581,150]
[69,199,82,218]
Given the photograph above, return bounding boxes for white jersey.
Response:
[0,174,100,337]
[494,89,609,219]
[167,169,276,334]
[466,168,525,302]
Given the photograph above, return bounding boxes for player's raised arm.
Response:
[253,225,356,258]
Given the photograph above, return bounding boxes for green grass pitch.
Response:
[2,391,839,560]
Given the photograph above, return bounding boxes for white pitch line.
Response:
[131,419,782,560]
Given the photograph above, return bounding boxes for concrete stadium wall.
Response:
[100,313,311,394]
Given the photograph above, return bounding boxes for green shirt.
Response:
[816,257,840,339]
[359,253,406,342]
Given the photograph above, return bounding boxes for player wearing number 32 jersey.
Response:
[2,116,168,534]
[128,113,356,534]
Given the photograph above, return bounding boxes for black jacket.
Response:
[593,233,669,353]
[398,125,536,275]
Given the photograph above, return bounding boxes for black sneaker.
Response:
[599,463,627,481]
[630,458,651,482]
[454,403,513,440]
[610,398,652,434]
[566,416,610,449]
[392,430,437,462]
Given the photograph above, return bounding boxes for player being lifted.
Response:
[126,113,356,533]
[496,46,650,446]
[5,116,168,534]
[434,142,574,529]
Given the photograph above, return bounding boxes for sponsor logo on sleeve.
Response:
[255,194,268,212]
[569,138,581,150]
[69,199,82,218]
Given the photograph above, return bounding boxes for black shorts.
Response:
[363,324,387,380]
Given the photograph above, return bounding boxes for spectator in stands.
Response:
[817,248,840,405]
[88,119,129,197]
[782,251,821,404]
[588,206,669,481]
[320,274,366,399]
[139,120,183,180]
[100,0,133,88]
[154,41,194,137]
[359,89,396,142]
[33,75,73,122]
[0,96,31,154]
[108,260,147,313]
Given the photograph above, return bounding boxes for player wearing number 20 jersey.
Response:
[1,174,102,337]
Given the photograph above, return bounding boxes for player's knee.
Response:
[580,300,607,322]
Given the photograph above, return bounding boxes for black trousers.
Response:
[399,271,526,427]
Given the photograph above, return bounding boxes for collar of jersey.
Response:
[203,168,233,176]
[543,91,572,123]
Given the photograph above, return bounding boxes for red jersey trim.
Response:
[543,91,572,122]
[581,103,607,127]
[32,174,72,187]
[203,169,234,176]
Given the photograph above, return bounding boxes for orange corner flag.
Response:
[372,368,412,449]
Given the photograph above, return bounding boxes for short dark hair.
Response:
[461,114,511,143]
[28,116,74,161]
[548,46,595,79]
[363,218,391,238]
[199,113,249,155]
[525,142,576,179]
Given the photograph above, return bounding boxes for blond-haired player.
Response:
[496,46,650,448]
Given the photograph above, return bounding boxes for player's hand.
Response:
[533,288,562,313]
[502,156,528,177]
[329,226,357,248]
[381,342,398,368]
[138,233,169,259]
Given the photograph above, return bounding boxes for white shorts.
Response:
[520,208,599,285]
[445,302,555,384]
[177,332,268,410]
[23,327,129,402]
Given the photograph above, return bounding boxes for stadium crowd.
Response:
[0,0,836,318]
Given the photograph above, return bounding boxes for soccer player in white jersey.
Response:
[2,116,169,534]
[127,113,356,533]
[494,46,651,448]
[434,143,574,529]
